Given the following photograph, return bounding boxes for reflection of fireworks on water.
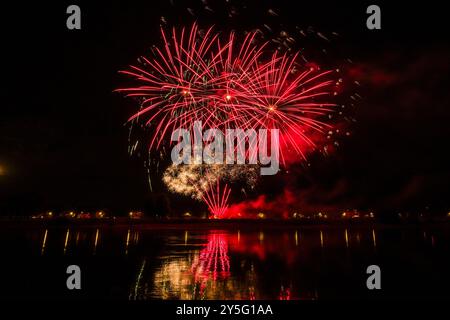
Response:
[191,233,231,281]
[150,233,239,300]
[151,257,193,300]
[144,230,313,300]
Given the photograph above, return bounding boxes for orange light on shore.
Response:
[129,211,143,219]
[96,211,105,219]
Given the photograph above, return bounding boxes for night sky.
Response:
[1,1,450,216]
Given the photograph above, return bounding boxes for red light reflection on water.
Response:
[191,233,231,281]
[188,231,297,299]
[227,231,298,265]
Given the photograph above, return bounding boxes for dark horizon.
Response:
[1,1,450,217]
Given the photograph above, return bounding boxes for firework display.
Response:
[119,23,340,218]
[3,0,450,306]
[163,164,258,200]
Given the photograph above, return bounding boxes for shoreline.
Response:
[0,217,449,230]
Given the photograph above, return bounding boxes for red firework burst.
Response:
[202,180,232,219]
[230,52,337,163]
[118,24,340,218]
[116,24,217,149]
[118,24,337,160]
[117,24,268,150]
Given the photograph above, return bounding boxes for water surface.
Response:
[1,223,449,299]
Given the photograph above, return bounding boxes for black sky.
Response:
[1,1,450,215]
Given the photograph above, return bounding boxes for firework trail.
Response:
[202,180,232,219]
